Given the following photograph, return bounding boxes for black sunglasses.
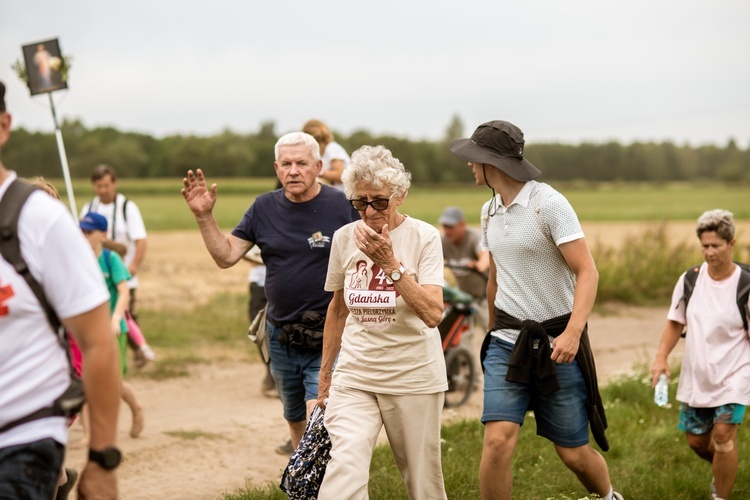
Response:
[349,194,394,212]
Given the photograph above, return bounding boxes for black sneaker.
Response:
[56,468,78,500]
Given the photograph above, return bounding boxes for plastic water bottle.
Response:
[654,373,669,406]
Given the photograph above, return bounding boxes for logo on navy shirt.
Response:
[307,231,331,249]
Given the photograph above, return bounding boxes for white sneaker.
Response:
[135,344,157,368]
[141,344,156,360]
[612,492,624,500]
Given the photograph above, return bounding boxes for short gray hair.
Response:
[696,209,735,242]
[274,132,320,162]
[342,145,412,198]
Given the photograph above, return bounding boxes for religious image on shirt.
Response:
[345,261,401,330]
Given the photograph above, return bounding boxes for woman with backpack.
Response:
[651,209,750,500]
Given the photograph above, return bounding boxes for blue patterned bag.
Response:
[279,405,331,499]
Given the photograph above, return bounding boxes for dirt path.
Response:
[63,230,685,499]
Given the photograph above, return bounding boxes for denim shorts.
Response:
[0,438,64,499]
[678,403,746,434]
[482,337,590,447]
[267,321,322,422]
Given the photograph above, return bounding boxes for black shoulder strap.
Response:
[682,265,700,310]
[110,195,130,241]
[0,179,63,334]
[736,263,750,333]
[84,198,95,215]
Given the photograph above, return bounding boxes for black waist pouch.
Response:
[279,311,325,351]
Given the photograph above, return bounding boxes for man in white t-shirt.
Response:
[81,164,155,366]
[451,120,622,500]
[0,81,121,499]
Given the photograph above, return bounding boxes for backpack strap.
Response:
[682,265,701,311]
[736,264,750,333]
[110,195,130,242]
[123,197,129,223]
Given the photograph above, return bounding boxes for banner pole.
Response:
[48,92,77,217]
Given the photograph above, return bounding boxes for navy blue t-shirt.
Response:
[232,185,359,323]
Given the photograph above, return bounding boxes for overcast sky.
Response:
[1,1,749,146]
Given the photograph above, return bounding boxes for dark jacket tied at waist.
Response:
[480,307,610,452]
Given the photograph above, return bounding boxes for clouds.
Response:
[1,0,748,146]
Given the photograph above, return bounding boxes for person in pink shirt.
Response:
[651,209,750,500]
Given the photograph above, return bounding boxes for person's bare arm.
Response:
[319,159,344,184]
[64,303,120,499]
[318,290,348,408]
[551,238,599,363]
[181,169,252,268]
[111,281,130,334]
[474,249,490,274]
[650,319,683,386]
[128,239,147,277]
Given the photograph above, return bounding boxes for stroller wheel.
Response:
[444,345,476,408]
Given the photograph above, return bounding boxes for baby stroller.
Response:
[439,286,477,408]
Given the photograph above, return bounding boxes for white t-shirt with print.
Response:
[321,141,350,191]
[81,193,147,288]
[0,172,110,448]
[667,263,750,407]
[481,181,584,344]
[325,217,447,394]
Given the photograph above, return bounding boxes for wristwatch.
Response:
[389,265,406,283]
[89,446,122,470]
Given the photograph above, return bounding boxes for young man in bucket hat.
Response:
[451,120,622,500]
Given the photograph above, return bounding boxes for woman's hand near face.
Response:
[354,223,399,271]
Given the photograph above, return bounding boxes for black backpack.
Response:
[682,262,750,334]
[0,179,85,434]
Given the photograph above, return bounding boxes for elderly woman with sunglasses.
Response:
[317,145,448,499]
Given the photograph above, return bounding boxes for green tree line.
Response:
[4,115,749,183]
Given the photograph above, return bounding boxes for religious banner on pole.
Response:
[14,38,77,217]
[21,39,69,96]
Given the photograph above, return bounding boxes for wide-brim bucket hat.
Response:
[450,120,541,182]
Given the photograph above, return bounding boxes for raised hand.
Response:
[181,169,217,218]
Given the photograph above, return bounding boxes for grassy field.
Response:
[50,178,750,230]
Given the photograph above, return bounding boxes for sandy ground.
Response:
[62,227,689,499]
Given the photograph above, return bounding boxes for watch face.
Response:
[103,448,121,468]
[391,271,402,281]
[90,447,122,469]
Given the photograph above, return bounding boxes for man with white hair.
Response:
[182,131,358,451]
